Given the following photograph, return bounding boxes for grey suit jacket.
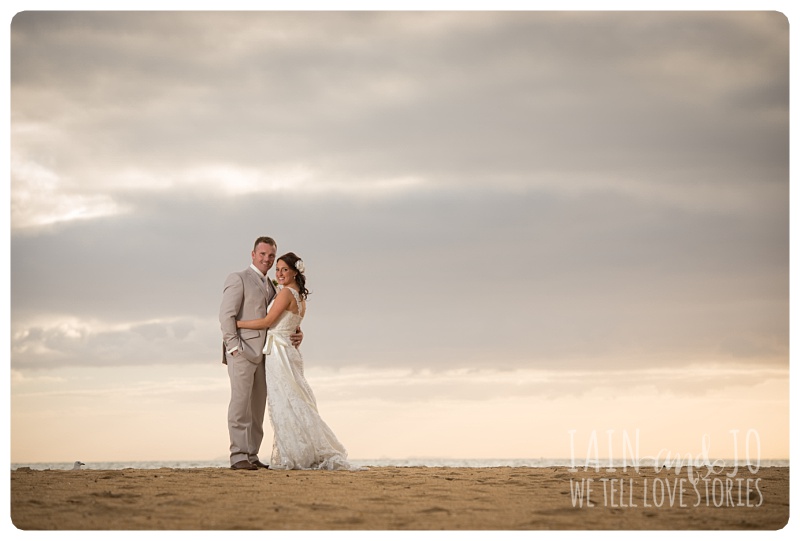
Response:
[219,267,277,364]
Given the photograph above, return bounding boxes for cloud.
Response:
[10,362,788,405]
[10,12,788,219]
[10,314,215,370]
[10,152,127,229]
[305,364,790,402]
[10,187,787,372]
[9,11,788,376]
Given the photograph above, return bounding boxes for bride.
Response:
[237,252,359,471]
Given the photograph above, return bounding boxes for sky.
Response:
[5,8,791,464]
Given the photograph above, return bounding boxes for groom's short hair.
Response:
[254,236,277,250]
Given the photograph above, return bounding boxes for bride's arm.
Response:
[237,289,292,330]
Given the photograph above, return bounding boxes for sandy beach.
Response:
[10,466,789,530]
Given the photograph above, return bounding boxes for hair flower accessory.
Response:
[296,260,306,273]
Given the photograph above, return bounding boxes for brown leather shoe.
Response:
[231,460,257,470]
[251,460,270,469]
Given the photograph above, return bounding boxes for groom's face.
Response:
[251,242,277,275]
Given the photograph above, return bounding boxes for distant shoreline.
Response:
[10,457,791,471]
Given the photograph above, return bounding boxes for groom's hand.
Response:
[290,327,303,348]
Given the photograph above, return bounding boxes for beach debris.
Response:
[72,461,85,470]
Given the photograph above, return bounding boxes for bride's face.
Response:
[274,260,296,286]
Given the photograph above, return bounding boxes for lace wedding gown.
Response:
[263,288,359,470]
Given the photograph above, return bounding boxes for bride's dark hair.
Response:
[278,252,310,300]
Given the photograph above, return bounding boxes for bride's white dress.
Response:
[263,288,358,470]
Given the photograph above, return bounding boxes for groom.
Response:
[219,236,302,470]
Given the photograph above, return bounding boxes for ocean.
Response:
[11,458,789,470]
